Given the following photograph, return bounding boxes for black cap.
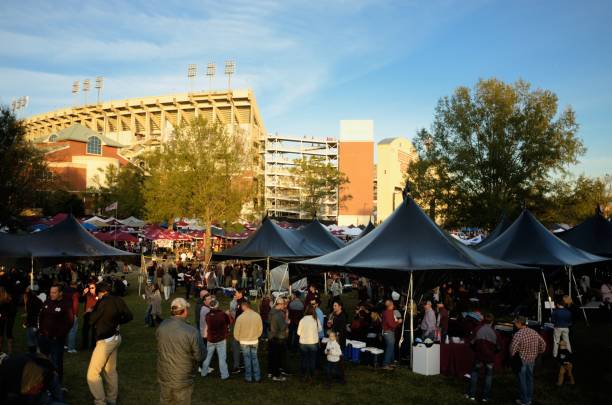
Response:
[96,281,111,293]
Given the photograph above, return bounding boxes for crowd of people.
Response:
[0,265,132,405]
[1,259,611,405]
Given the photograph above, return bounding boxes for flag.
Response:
[105,201,118,212]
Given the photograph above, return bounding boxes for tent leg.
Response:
[568,266,572,298]
[541,270,553,318]
[324,272,328,295]
[399,279,408,347]
[266,257,270,295]
[570,268,589,326]
[409,271,414,370]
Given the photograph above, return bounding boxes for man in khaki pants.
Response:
[87,282,133,405]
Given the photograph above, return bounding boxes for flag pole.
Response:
[114,202,118,248]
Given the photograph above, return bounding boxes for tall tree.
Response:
[290,156,350,219]
[407,78,585,228]
[534,175,611,225]
[89,164,145,218]
[0,106,49,227]
[143,117,255,260]
[40,190,86,217]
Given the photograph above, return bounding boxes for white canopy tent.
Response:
[119,216,146,228]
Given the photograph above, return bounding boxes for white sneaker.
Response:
[208,367,214,373]
[67,349,77,354]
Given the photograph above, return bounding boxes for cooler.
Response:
[412,343,440,376]
[344,340,353,360]
[351,340,366,363]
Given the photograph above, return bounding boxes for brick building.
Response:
[33,124,129,192]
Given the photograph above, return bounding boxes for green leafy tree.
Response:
[0,106,49,227]
[143,117,255,260]
[40,190,86,217]
[407,78,585,228]
[89,164,145,218]
[290,156,350,219]
[535,175,611,225]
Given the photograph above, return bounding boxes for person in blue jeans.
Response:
[381,299,402,369]
[233,301,263,382]
[467,313,498,402]
[511,316,546,405]
[201,299,230,380]
[240,344,261,382]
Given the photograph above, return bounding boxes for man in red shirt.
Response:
[38,284,73,382]
[511,316,546,405]
[200,298,231,379]
[381,299,402,369]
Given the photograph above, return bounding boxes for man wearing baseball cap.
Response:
[156,298,202,405]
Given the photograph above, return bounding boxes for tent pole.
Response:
[568,265,572,298]
[138,254,144,297]
[409,271,414,370]
[398,275,410,355]
[266,257,270,295]
[537,290,542,324]
[541,270,553,317]
[570,267,589,326]
[324,272,328,295]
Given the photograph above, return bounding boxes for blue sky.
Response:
[1,0,610,176]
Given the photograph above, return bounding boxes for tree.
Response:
[534,175,611,225]
[89,164,145,218]
[40,190,86,217]
[143,117,255,260]
[0,106,49,227]
[407,78,585,229]
[289,156,350,220]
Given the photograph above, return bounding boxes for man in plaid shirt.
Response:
[510,316,546,405]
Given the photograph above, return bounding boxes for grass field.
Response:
[11,272,611,405]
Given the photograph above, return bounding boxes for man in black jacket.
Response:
[86,282,133,405]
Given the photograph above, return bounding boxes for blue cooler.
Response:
[351,341,366,364]
[344,340,353,360]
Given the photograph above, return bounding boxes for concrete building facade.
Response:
[24,89,267,207]
[265,134,339,221]
[338,120,374,226]
[376,137,416,222]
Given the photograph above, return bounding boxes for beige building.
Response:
[376,137,416,222]
[24,89,267,207]
[265,134,339,221]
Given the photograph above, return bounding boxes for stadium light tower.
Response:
[224,60,235,90]
[11,96,29,116]
[72,81,80,106]
[206,63,216,92]
[188,64,197,93]
[95,76,104,104]
[83,79,91,105]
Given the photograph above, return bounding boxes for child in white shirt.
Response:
[324,331,345,386]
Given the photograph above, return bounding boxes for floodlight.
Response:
[224,60,236,89]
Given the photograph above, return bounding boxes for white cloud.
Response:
[0,0,484,120]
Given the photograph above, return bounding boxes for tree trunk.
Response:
[204,219,213,265]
